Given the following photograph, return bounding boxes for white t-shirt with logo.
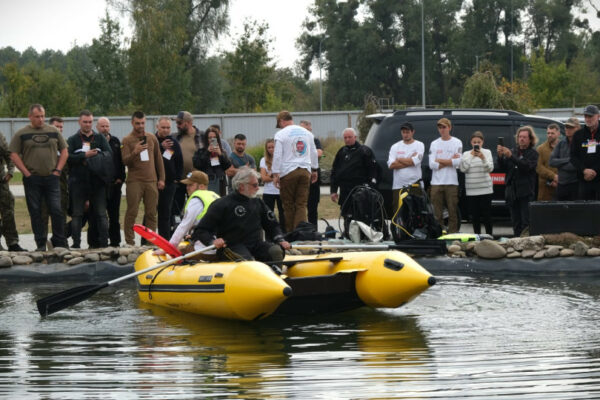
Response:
[272,125,319,177]
[428,136,463,185]
[387,140,425,189]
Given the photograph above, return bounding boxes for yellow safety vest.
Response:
[184,190,220,221]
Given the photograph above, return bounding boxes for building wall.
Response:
[0,111,361,147]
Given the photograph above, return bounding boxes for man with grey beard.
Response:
[192,167,290,262]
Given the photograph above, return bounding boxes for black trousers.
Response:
[509,195,533,237]
[308,182,320,226]
[467,194,492,235]
[218,241,283,263]
[263,193,285,233]
[555,182,579,201]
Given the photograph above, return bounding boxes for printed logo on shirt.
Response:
[234,205,247,217]
[292,138,307,156]
[266,210,276,221]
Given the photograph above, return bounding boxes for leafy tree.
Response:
[0,62,34,117]
[527,51,573,107]
[113,0,229,113]
[222,21,274,112]
[88,11,131,114]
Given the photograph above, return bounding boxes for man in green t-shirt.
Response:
[9,104,69,251]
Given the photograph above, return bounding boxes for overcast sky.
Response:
[0,0,313,69]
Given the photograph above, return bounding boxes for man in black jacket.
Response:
[67,110,112,248]
[156,117,183,238]
[94,117,125,247]
[192,167,290,262]
[497,125,539,237]
[330,128,378,228]
[570,104,600,200]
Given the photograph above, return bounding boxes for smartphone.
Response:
[498,137,504,146]
[474,144,480,151]
[140,136,147,145]
[210,138,218,148]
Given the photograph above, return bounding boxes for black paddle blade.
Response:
[37,282,109,317]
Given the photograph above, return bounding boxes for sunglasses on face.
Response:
[247,182,259,188]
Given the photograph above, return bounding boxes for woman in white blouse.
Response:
[459,131,494,235]
[260,139,286,231]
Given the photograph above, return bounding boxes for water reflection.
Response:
[1,276,599,398]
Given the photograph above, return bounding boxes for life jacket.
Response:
[185,190,220,221]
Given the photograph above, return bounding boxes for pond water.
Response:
[1,275,599,399]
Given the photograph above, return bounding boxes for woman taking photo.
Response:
[459,131,494,235]
[192,127,233,196]
[260,139,285,231]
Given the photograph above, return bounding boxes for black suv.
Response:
[364,108,563,221]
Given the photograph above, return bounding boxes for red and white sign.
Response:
[490,173,506,185]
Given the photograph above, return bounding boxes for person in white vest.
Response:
[388,122,425,209]
[428,117,462,233]
[272,110,319,233]
[154,170,219,255]
[459,131,494,235]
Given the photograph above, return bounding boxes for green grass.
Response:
[14,194,340,234]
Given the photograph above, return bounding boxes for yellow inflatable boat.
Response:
[134,249,435,321]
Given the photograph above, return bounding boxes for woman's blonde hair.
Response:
[264,138,275,169]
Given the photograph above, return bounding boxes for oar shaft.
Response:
[107,245,216,286]
[292,244,390,250]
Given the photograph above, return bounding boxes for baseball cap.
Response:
[437,118,452,128]
[400,122,414,131]
[181,171,208,185]
[174,111,193,122]
[564,117,580,128]
[583,105,599,116]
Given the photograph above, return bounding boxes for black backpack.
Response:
[340,184,389,240]
[391,188,442,242]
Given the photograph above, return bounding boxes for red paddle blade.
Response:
[133,224,182,257]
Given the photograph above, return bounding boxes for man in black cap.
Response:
[571,105,600,200]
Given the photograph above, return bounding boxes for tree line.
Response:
[1,0,600,118]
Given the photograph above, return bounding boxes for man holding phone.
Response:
[67,110,112,248]
[122,111,166,245]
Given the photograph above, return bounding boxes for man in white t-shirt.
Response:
[272,110,319,232]
[428,117,462,233]
[387,122,425,211]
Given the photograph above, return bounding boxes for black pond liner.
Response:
[1,256,600,283]
[0,261,133,283]
[419,256,600,277]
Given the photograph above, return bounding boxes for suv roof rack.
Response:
[392,108,524,117]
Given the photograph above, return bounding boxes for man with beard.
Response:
[498,125,539,237]
[536,123,560,201]
[550,117,580,201]
[571,105,600,200]
[192,167,290,262]
[172,111,204,220]
[121,111,165,245]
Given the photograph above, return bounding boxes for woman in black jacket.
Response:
[497,125,539,237]
[192,127,233,196]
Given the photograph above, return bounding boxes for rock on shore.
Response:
[0,246,152,269]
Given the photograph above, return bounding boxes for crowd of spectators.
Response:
[2,104,599,252]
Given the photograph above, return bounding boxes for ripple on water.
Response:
[0,277,599,399]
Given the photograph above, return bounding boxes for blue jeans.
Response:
[23,174,67,248]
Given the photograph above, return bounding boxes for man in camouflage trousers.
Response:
[0,131,26,252]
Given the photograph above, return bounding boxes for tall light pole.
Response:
[319,39,324,112]
[421,0,426,108]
